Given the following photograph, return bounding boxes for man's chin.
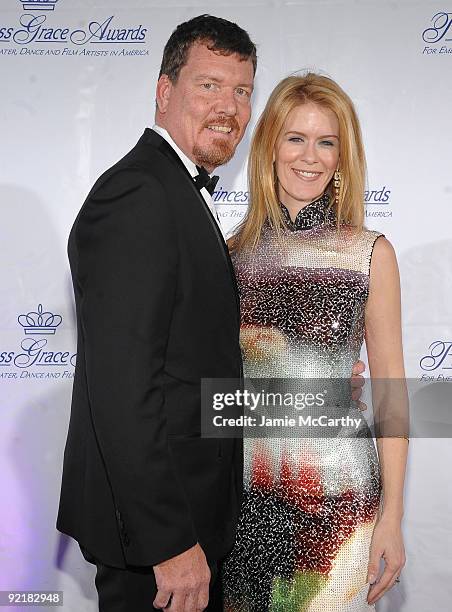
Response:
[193,142,236,169]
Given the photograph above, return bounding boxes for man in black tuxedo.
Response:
[57,15,256,612]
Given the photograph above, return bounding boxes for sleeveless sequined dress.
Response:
[222,194,383,612]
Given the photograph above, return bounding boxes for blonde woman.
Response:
[222,74,408,611]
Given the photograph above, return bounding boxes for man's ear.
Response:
[156,74,172,114]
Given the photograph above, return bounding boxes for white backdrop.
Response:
[1,1,451,610]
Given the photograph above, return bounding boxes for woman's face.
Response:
[274,102,340,210]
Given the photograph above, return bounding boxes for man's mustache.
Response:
[203,116,240,132]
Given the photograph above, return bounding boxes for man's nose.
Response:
[214,88,238,116]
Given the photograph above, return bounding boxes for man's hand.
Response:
[351,359,366,410]
[153,543,211,612]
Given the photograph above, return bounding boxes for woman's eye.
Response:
[320,140,334,146]
[289,137,303,142]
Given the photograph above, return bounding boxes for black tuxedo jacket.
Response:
[57,128,243,568]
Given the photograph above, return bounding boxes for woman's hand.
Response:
[366,515,405,605]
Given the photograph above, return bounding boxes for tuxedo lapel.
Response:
[142,129,241,322]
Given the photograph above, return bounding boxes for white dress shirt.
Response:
[151,124,225,239]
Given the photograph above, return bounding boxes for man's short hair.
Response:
[159,14,257,82]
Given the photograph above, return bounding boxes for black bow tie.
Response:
[194,165,219,196]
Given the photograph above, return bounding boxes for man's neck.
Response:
[154,123,196,164]
[154,122,216,173]
[152,124,197,171]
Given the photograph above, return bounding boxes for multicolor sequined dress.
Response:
[223,194,383,611]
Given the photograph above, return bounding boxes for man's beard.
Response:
[193,117,240,168]
[193,138,236,168]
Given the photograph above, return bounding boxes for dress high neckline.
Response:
[280,192,335,231]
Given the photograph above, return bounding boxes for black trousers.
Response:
[80,546,224,612]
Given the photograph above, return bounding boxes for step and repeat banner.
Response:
[1,0,451,610]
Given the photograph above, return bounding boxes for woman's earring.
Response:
[334,170,342,205]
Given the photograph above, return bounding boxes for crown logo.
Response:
[20,0,59,11]
[18,304,62,335]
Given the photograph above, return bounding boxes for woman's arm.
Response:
[364,236,408,605]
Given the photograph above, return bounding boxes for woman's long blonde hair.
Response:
[231,73,367,251]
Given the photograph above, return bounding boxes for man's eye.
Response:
[236,88,250,97]
[202,83,214,90]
